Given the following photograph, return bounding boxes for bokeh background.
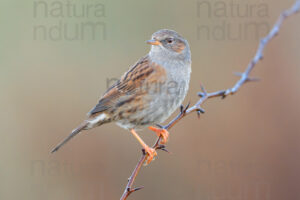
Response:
[1,0,300,199]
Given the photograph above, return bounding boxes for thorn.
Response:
[184,102,190,112]
[198,92,205,97]
[235,73,260,82]
[221,92,227,99]
[157,144,166,149]
[142,149,146,155]
[155,124,164,129]
[180,105,184,113]
[246,77,260,82]
[197,111,201,119]
[161,148,171,154]
[218,90,227,99]
[196,107,205,119]
[132,186,144,192]
[200,84,207,94]
[196,106,205,119]
[197,107,205,114]
[157,145,171,154]
[234,72,243,77]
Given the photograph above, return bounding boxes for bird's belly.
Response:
[116,79,189,130]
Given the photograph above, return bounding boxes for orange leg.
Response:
[130,129,157,165]
[148,126,170,145]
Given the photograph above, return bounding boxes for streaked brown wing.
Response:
[88,55,166,117]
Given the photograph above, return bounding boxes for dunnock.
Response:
[51,29,191,164]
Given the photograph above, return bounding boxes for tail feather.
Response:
[51,122,88,153]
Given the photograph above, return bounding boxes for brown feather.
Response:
[88,55,166,120]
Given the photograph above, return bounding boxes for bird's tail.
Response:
[51,122,88,153]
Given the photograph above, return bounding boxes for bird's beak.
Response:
[146,39,161,46]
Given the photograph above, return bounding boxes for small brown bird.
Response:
[51,29,191,165]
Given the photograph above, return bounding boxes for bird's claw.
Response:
[143,146,157,166]
[148,126,169,145]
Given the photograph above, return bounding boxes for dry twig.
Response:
[120,1,300,199]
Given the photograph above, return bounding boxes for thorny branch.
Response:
[120,1,300,199]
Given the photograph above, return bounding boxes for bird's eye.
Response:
[166,38,173,43]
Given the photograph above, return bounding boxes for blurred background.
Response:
[1,0,300,199]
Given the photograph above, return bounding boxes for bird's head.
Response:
[147,29,190,61]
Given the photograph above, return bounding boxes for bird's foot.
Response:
[148,126,169,145]
[143,146,157,166]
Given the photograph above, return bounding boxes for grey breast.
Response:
[135,60,191,128]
